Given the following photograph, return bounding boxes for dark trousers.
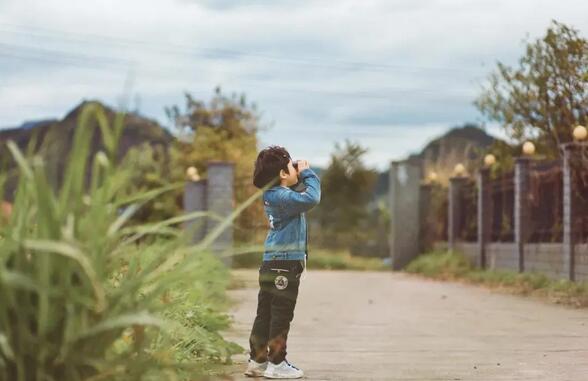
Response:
[249,260,304,364]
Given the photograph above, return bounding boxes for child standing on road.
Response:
[244,146,321,379]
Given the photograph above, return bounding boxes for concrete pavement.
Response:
[223,270,588,381]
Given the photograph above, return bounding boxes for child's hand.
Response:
[296,160,310,172]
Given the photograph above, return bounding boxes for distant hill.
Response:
[416,123,496,184]
[373,124,501,198]
[1,100,174,200]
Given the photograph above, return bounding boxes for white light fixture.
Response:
[453,163,466,177]
[522,141,536,156]
[186,166,200,181]
[484,154,496,167]
[573,125,587,141]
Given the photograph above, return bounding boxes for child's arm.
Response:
[279,168,321,217]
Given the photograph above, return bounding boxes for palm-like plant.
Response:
[0,103,258,381]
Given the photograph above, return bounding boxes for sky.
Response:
[1,0,588,170]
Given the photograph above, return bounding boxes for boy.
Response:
[245,146,321,379]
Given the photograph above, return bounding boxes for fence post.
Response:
[419,183,432,254]
[448,176,466,252]
[389,159,422,270]
[514,157,530,273]
[477,168,491,269]
[206,161,235,265]
[562,143,578,281]
[183,179,207,244]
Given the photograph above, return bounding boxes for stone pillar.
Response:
[419,183,432,254]
[448,176,467,252]
[477,168,492,269]
[514,157,530,273]
[389,159,422,270]
[183,179,207,244]
[206,161,235,265]
[562,143,580,281]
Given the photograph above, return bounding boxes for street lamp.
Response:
[453,163,466,177]
[186,166,200,181]
[483,154,496,167]
[573,125,587,141]
[522,141,536,156]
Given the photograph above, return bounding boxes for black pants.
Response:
[249,260,304,364]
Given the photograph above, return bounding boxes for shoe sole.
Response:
[263,373,303,379]
[244,370,266,377]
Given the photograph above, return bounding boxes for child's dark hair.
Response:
[253,146,292,189]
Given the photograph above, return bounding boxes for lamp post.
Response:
[453,163,466,177]
[483,154,496,167]
[573,125,587,141]
[522,141,536,156]
[186,166,200,181]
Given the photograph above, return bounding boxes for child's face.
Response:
[280,160,299,187]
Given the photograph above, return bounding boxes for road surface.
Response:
[222,270,588,381]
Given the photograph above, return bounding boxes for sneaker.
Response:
[244,359,268,377]
[263,360,304,379]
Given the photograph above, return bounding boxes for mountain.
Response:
[416,123,496,184]
[373,124,501,198]
[1,100,174,200]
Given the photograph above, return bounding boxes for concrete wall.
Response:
[575,244,588,281]
[484,243,517,271]
[524,244,566,279]
[446,241,588,281]
[454,242,478,266]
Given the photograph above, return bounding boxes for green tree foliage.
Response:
[311,141,378,250]
[120,143,184,223]
[476,21,588,158]
[167,88,264,243]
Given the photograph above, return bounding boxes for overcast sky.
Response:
[1,0,588,169]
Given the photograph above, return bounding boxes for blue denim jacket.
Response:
[262,168,321,261]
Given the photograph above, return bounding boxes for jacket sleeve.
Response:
[279,168,321,217]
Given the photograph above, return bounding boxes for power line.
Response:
[0,22,486,75]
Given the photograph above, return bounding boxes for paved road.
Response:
[223,270,588,381]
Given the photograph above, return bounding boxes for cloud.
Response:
[1,0,588,167]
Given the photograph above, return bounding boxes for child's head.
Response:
[253,146,299,189]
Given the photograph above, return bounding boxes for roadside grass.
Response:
[406,250,588,308]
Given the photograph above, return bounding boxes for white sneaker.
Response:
[263,360,304,379]
[244,359,268,377]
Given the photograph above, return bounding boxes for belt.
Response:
[263,252,306,261]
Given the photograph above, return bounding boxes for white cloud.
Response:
[1,0,588,167]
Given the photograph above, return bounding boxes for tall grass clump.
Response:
[0,104,251,381]
[406,250,588,308]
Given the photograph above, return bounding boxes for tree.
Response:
[476,21,588,158]
[167,88,264,243]
[310,141,378,250]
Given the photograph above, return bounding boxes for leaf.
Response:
[0,332,14,360]
[73,311,165,342]
[23,240,106,312]
[6,141,33,179]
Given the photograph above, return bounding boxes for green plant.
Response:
[405,250,472,279]
[407,250,588,308]
[0,103,255,380]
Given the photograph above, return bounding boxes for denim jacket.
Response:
[262,168,321,261]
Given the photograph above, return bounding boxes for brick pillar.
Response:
[562,143,579,281]
[183,179,207,244]
[477,168,492,269]
[448,176,467,252]
[389,159,422,270]
[514,157,530,273]
[206,162,235,265]
[419,183,432,254]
